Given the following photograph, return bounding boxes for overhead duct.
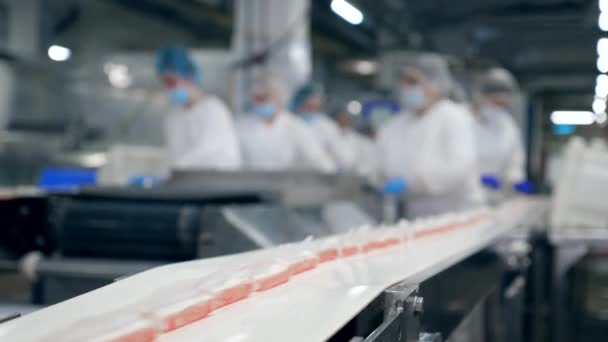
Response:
[231,0,312,113]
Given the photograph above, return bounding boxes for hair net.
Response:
[402,54,453,96]
[255,75,289,109]
[289,82,323,112]
[477,67,518,95]
[156,45,202,84]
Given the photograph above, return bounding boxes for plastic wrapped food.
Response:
[317,236,341,263]
[253,260,291,291]
[283,239,319,276]
[199,269,254,310]
[138,279,212,333]
[341,228,368,257]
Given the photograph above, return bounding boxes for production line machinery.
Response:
[0,198,547,342]
[1,172,380,304]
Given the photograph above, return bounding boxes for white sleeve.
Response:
[503,122,526,183]
[413,109,478,194]
[174,100,242,170]
[292,119,337,173]
[320,118,354,168]
[356,134,379,182]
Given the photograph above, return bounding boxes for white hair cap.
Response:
[477,67,518,94]
[402,53,454,96]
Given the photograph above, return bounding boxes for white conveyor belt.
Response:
[0,199,546,342]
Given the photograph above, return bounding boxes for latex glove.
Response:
[481,174,501,190]
[129,174,162,188]
[382,177,408,195]
[513,180,536,194]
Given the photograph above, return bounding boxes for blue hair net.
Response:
[156,45,202,84]
[289,82,323,112]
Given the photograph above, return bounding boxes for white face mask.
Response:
[478,104,509,122]
[399,86,425,112]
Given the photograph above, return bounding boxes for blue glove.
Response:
[481,174,501,190]
[129,174,162,188]
[513,180,536,194]
[382,177,408,195]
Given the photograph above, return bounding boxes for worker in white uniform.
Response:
[333,108,377,179]
[376,54,484,217]
[290,83,351,169]
[473,68,532,194]
[237,76,337,173]
[156,46,242,171]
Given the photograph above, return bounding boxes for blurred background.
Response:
[1,1,608,342]
[0,0,605,187]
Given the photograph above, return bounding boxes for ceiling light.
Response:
[106,63,132,89]
[598,56,608,73]
[595,83,608,98]
[593,98,607,114]
[347,100,362,115]
[600,12,608,31]
[598,38,608,56]
[596,111,608,125]
[48,45,71,62]
[550,111,596,125]
[353,60,377,75]
[330,0,364,25]
[596,75,608,98]
[601,0,608,12]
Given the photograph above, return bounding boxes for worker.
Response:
[473,68,528,192]
[290,83,351,169]
[333,108,377,179]
[237,76,337,173]
[156,46,242,171]
[376,54,484,217]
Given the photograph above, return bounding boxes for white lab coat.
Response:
[340,129,377,179]
[165,96,242,171]
[475,110,525,184]
[238,111,337,173]
[303,114,352,168]
[376,99,485,217]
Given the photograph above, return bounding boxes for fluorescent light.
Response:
[593,98,607,114]
[600,12,608,31]
[596,83,608,98]
[598,38,608,56]
[550,111,596,125]
[331,0,364,25]
[596,111,608,125]
[347,100,362,115]
[598,56,608,73]
[106,63,132,89]
[353,60,377,75]
[48,45,71,62]
[601,0,608,12]
[596,75,608,98]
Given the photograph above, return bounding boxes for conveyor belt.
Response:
[0,198,546,342]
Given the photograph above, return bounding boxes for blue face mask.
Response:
[170,87,190,106]
[399,86,425,112]
[254,103,275,119]
[301,112,318,123]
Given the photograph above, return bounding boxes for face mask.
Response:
[253,103,275,119]
[399,86,425,112]
[301,112,318,124]
[169,87,189,106]
[479,105,508,122]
